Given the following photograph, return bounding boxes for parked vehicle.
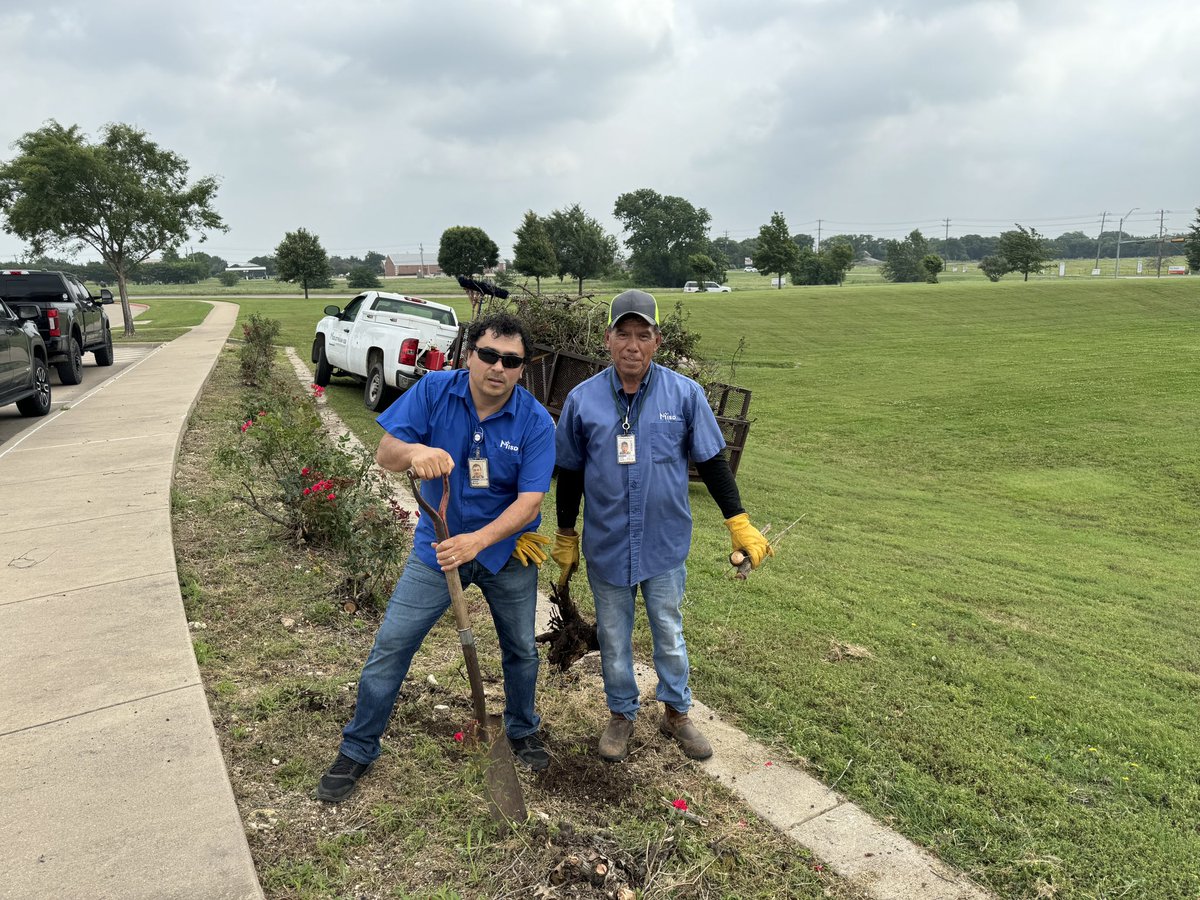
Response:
[683,281,732,293]
[0,270,114,385]
[312,291,461,411]
[0,298,52,417]
[743,266,757,273]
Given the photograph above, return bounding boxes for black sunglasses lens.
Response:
[475,347,525,368]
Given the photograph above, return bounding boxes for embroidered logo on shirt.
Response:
[659,412,681,422]
[499,439,520,452]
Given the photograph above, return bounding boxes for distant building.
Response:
[225,264,268,280]
[384,254,443,278]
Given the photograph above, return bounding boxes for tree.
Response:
[512,211,558,293]
[881,230,931,283]
[613,188,711,287]
[1184,208,1200,273]
[997,224,1050,281]
[544,204,617,295]
[978,255,1008,282]
[754,212,800,289]
[0,120,225,335]
[921,254,945,284]
[437,226,499,279]
[363,251,385,272]
[790,240,855,286]
[687,253,719,287]
[347,265,382,289]
[275,227,332,298]
[248,254,276,277]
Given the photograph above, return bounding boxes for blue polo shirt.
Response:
[377,369,555,574]
[556,362,726,586]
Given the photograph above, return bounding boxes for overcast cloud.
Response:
[2,0,1196,263]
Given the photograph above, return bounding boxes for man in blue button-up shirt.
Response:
[316,312,555,803]
[553,290,773,763]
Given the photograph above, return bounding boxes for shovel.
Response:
[407,472,527,825]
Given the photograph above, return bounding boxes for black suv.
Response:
[0,298,52,416]
[0,270,114,385]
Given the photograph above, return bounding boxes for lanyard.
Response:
[609,364,654,434]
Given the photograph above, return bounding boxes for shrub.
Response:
[217,376,412,610]
[239,313,281,385]
[347,266,382,290]
[219,270,242,287]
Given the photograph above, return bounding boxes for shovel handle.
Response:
[407,472,488,727]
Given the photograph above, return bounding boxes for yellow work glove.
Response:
[512,531,550,567]
[551,529,580,585]
[724,513,774,569]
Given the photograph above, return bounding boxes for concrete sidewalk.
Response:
[0,302,261,900]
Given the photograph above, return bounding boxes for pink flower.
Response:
[672,798,688,811]
[301,467,310,476]
[240,420,252,432]
[453,731,464,743]
[326,492,336,501]
[302,487,311,496]
[764,761,773,767]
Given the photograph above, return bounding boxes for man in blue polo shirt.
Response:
[316,312,555,803]
[552,290,774,762]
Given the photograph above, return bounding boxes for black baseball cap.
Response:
[608,289,659,327]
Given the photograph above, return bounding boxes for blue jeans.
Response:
[587,563,689,719]
[340,555,541,765]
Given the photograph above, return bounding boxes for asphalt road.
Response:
[0,344,160,447]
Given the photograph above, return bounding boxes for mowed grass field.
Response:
[150,276,1198,898]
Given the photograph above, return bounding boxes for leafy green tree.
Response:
[791,233,815,252]
[997,224,1050,281]
[347,265,382,289]
[613,188,711,287]
[1184,207,1200,273]
[687,253,719,287]
[978,255,1008,282]
[512,211,558,293]
[275,227,333,298]
[921,254,945,283]
[0,120,225,335]
[958,233,1000,260]
[544,204,617,295]
[881,230,931,283]
[363,251,385,272]
[754,212,800,289]
[437,225,499,279]
[790,239,856,286]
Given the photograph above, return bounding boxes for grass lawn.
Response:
[169,276,1199,898]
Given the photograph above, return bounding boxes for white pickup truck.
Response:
[311,290,462,411]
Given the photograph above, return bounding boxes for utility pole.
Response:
[943,218,950,242]
[1092,211,1107,276]
[1115,207,1137,278]
[419,243,426,277]
[816,219,822,253]
[1155,210,1165,277]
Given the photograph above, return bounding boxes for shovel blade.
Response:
[482,715,527,825]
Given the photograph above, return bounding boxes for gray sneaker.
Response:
[314,752,373,803]
[598,713,636,762]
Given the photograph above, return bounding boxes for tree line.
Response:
[2,119,1198,335]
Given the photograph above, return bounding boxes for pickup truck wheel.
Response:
[94,328,115,366]
[314,341,332,387]
[57,336,84,385]
[17,358,52,417]
[364,360,393,411]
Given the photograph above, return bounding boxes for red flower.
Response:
[326,492,336,501]
[672,798,688,811]
[453,731,464,743]
[302,487,311,496]
[240,420,252,432]
[764,761,773,767]
[301,467,310,476]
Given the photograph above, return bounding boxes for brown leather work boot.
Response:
[659,704,713,760]
[598,713,636,762]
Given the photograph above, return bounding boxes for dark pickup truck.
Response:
[0,270,114,384]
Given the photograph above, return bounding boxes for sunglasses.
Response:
[471,345,526,369]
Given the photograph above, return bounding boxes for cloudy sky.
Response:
[2,0,1197,263]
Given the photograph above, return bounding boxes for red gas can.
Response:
[423,348,446,371]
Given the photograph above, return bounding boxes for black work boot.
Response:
[314,752,373,803]
[598,713,636,762]
[659,705,713,760]
[509,732,550,772]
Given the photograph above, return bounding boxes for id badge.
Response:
[468,458,490,488]
[616,434,637,465]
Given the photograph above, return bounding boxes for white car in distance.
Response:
[682,281,732,293]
